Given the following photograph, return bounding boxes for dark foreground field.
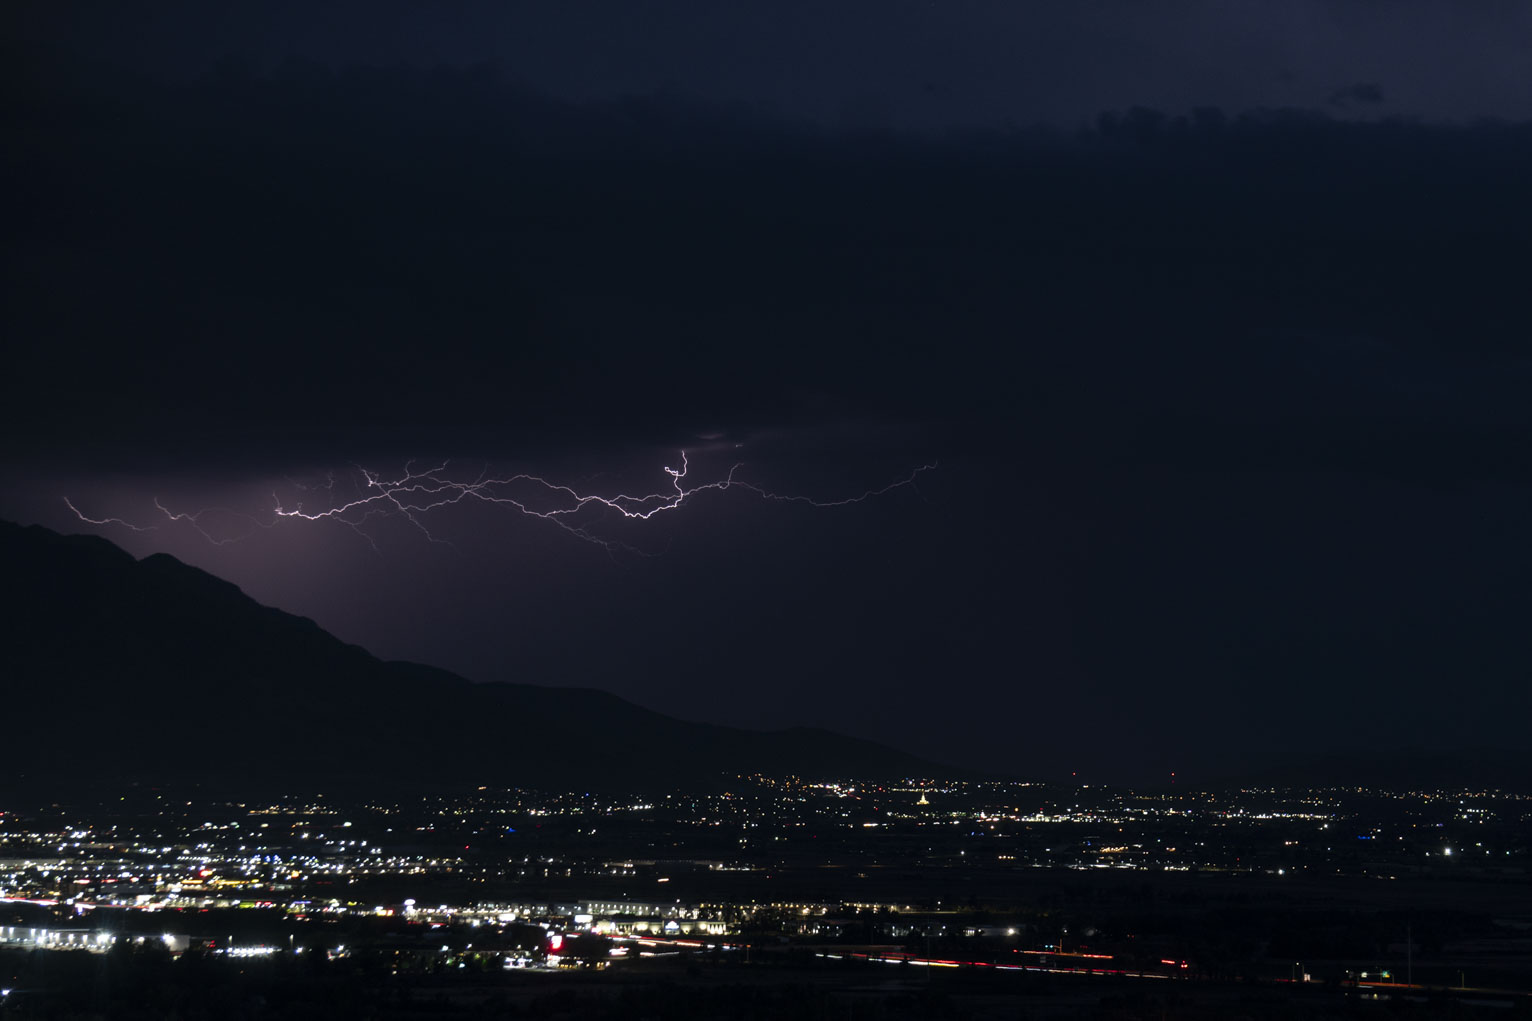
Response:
[4,940,1530,1021]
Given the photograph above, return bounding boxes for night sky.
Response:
[4,2,1530,784]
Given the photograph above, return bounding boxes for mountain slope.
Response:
[0,521,951,793]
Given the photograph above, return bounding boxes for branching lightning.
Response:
[61,497,157,532]
[64,452,936,553]
[151,498,274,547]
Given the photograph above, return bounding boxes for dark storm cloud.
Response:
[7,1,1532,128]
[1329,82,1385,109]
[9,59,1529,470]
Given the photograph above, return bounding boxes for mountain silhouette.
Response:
[1215,749,1532,794]
[0,520,951,795]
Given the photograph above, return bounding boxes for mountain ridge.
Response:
[0,520,954,794]
[5,520,1523,795]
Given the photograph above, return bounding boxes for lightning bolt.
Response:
[61,497,157,532]
[152,498,274,547]
[65,452,937,553]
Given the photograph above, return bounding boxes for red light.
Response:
[548,933,564,952]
